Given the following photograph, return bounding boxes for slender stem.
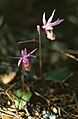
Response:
[39,34,42,80]
[21,73,24,90]
[21,64,24,90]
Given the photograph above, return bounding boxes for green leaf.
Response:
[14,89,32,110]
[19,91,32,110]
[44,67,68,81]
[15,89,23,97]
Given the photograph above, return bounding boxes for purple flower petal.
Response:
[18,58,23,66]
[46,26,53,30]
[29,55,36,58]
[42,12,46,25]
[26,48,37,57]
[23,48,27,56]
[51,19,64,26]
[21,49,24,56]
[47,9,56,24]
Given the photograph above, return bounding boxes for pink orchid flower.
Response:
[42,9,64,40]
[18,48,37,67]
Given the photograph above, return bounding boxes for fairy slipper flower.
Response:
[42,9,64,40]
[18,48,37,67]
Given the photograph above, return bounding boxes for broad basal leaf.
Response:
[14,89,32,110]
[44,67,68,81]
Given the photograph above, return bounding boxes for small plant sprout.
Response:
[42,9,64,40]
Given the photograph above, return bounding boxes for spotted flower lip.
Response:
[17,48,37,67]
[46,30,56,41]
[42,9,64,40]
